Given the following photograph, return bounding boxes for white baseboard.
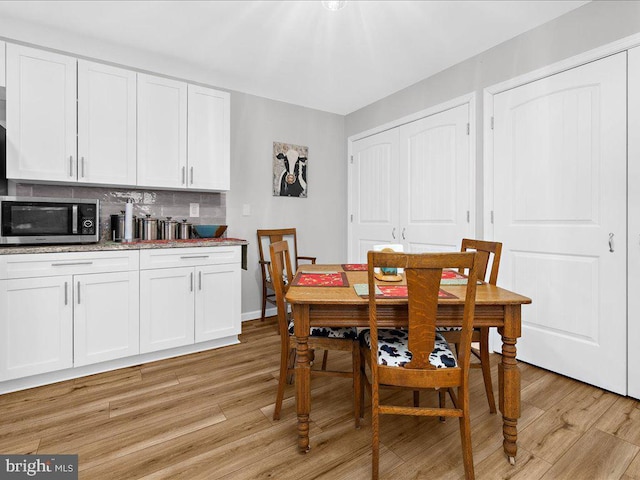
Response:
[242,307,277,322]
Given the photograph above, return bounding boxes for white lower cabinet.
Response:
[0,250,140,381]
[139,246,241,354]
[0,246,241,389]
[74,271,140,367]
[0,276,73,381]
[140,266,196,353]
[195,263,241,342]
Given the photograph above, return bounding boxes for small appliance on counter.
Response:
[0,196,99,245]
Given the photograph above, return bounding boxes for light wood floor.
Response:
[1,318,639,479]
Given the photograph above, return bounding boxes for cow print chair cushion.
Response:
[360,329,457,368]
[288,321,358,340]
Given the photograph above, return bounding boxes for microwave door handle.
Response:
[72,205,78,234]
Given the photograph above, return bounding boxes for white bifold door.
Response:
[350,103,473,262]
[492,52,627,394]
[628,46,640,400]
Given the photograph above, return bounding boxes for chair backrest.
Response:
[269,240,295,337]
[257,228,299,281]
[460,238,502,285]
[367,251,478,382]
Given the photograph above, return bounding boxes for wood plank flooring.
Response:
[1,318,639,479]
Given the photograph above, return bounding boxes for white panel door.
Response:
[137,74,187,189]
[78,60,137,186]
[187,85,230,191]
[74,271,140,367]
[140,267,195,353]
[628,46,640,400]
[6,44,77,181]
[0,276,73,381]
[349,129,400,262]
[493,52,627,394]
[195,264,241,342]
[399,104,471,253]
[0,41,5,87]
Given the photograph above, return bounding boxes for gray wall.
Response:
[227,92,346,318]
[345,1,640,235]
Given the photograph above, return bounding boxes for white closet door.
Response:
[628,46,640,400]
[399,104,471,253]
[349,129,400,262]
[493,52,627,394]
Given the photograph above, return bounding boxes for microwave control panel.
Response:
[79,204,97,235]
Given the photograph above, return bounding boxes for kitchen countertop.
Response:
[0,237,249,255]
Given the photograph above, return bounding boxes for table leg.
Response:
[498,305,521,465]
[293,304,311,453]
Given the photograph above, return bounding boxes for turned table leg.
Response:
[498,305,521,465]
[293,304,311,453]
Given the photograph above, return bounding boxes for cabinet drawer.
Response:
[0,250,140,279]
[140,246,240,270]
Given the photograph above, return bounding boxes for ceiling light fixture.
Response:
[322,1,346,12]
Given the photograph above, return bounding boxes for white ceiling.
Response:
[0,1,589,115]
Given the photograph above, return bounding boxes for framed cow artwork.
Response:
[273,142,308,197]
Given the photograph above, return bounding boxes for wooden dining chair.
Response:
[269,240,361,425]
[257,228,316,322]
[437,238,502,413]
[360,250,479,480]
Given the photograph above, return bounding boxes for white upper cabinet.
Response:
[6,44,77,182]
[6,43,230,191]
[0,41,6,87]
[77,60,137,186]
[188,85,230,190]
[137,73,188,189]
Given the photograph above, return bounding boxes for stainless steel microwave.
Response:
[0,196,100,245]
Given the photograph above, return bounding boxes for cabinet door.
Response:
[137,74,187,188]
[6,44,77,182]
[78,60,137,186]
[0,276,72,381]
[195,264,240,342]
[187,85,230,190]
[140,267,194,353]
[74,271,140,367]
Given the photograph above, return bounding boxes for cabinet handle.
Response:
[402,228,406,240]
[77,281,81,304]
[190,167,194,185]
[609,232,615,253]
[182,166,186,185]
[190,272,194,292]
[64,281,68,306]
[69,156,74,177]
[392,228,396,239]
[51,261,94,267]
[180,255,209,260]
[199,271,202,291]
[81,157,85,178]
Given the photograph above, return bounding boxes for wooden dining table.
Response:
[285,263,532,464]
